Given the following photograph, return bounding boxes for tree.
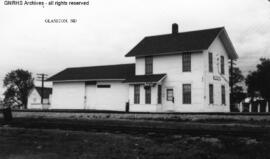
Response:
[3,69,34,109]
[229,65,246,105]
[246,58,270,101]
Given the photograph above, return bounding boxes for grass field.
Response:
[1,118,270,159]
[1,127,270,159]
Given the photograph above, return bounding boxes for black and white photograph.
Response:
[1,0,270,158]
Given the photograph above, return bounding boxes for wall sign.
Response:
[213,76,221,81]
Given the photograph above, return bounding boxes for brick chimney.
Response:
[172,23,178,34]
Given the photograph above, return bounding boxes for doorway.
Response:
[164,88,175,111]
[85,85,96,109]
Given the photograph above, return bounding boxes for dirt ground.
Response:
[1,121,270,159]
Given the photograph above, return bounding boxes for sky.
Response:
[0,0,270,97]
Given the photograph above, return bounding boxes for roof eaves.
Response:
[205,27,238,60]
[125,38,146,57]
[123,74,167,83]
[214,29,238,60]
[220,29,238,60]
[204,27,224,50]
[51,79,126,82]
[127,50,204,58]
[157,74,167,83]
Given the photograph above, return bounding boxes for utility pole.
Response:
[230,59,234,94]
[37,73,48,104]
[230,59,236,112]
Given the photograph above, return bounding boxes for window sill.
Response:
[182,71,192,73]
[209,104,227,106]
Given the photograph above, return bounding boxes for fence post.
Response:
[249,103,252,112]
[258,103,261,113]
[125,102,129,113]
[3,107,13,123]
[267,102,269,113]
[240,102,243,112]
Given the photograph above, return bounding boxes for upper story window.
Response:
[220,56,225,75]
[208,52,213,73]
[183,84,191,104]
[209,84,214,104]
[145,56,153,75]
[182,53,191,72]
[134,85,140,104]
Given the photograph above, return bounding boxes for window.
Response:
[145,56,153,75]
[209,52,213,73]
[158,85,162,104]
[221,56,225,74]
[209,84,214,104]
[97,85,111,88]
[145,86,151,104]
[134,85,140,104]
[221,85,226,105]
[183,84,191,104]
[182,53,191,72]
[167,89,174,102]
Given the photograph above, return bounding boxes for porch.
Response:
[124,74,168,112]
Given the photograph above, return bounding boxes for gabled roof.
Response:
[125,27,238,59]
[47,64,135,82]
[123,74,166,83]
[35,87,52,99]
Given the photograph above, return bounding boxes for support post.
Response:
[230,60,233,94]
[267,101,269,113]
[230,59,234,112]
[37,73,48,105]
[240,102,243,112]
[41,74,44,104]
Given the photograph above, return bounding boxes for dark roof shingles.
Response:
[47,64,135,81]
[123,74,166,83]
[125,27,224,57]
[35,87,52,99]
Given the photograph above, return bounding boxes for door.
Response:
[164,88,175,111]
[86,85,96,109]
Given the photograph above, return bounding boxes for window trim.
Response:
[209,52,213,73]
[134,85,140,104]
[182,53,191,72]
[145,86,151,104]
[220,56,225,75]
[209,84,214,104]
[158,85,162,104]
[182,84,192,104]
[166,89,174,102]
[221,85,226,105]
[145,56,153,75]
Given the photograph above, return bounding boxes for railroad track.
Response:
[1,118,270,138]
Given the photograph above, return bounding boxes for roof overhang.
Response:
[216,28,238,60]
[123,74,167,84]
[128,50,203,58]
[49,79,126,83]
